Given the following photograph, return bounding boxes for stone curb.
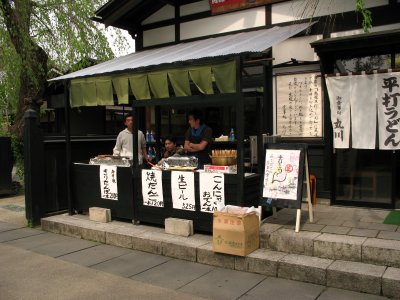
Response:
[41,215,400,298]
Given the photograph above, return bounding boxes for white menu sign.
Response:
[142,169,164,207]
[100,165,118,200]
[171,171,195,211]
[199,172,225,213]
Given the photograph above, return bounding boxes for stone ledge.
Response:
[235,249,287,277]
[314,233,366,261]
[327,260,386,295]
[362,238,400,268]
[267,228,321,255]
[278,254,333,285]
[382,267,400,299]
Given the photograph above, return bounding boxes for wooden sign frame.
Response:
[260,143,314,232]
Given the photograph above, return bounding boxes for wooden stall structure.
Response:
[49,22,313,231]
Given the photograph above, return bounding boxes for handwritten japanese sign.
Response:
[276,73,322,138]
[141,169,164,207]
[377,73,400,150]
[171,171,195,211]
[100,165,118,200]
[325,76,351,148]
[199,172,225,213]
[262,149,300,200]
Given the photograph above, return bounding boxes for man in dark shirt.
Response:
[184,109,212,169]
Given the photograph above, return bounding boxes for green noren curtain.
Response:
[112,77,129,104]
[82,79,97,106]
[212,61,236,93]
[148,71,169,98]
[129,74,151,100]
[96,78,113,106]
[167,69,191,97]
[70,79,83,108]
[189,66,214,95]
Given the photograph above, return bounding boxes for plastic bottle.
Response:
[145,130,150,143]
[148,146,153,161]
[150,130,155,142]
[229,128,235,142]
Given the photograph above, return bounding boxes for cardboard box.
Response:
[212,211,259,256]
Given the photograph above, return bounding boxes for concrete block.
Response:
[132,234,162,255]
[41,218,61,234]
[278,254,333,285]
[299,223,326,232]
[58,223,82,239]
[106,231,133,249]
[321,225,351,235]
[197,243,235,269]
[377,230,400,241]
[164,218,193,237]
[80,227,106,243]
[314,233,366,261]
[347,228,378,238]
[161,238,198,262]
[382,267,400,299]
[342,220,398,232]
[89,207,111,223]
[362,238,400,268]
[235,249,287,276]
[259,223,283,248]
[327,260,385,295]
[268,228,320,255]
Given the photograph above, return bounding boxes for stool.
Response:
[309,175,317,206]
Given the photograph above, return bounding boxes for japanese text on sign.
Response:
[377,74,400,150]
[262,149,300,200]
[171,171,196,211]
[100,165,118,200]
[276,73,322,137]
[141,169,164,207]
[199,172,225,213]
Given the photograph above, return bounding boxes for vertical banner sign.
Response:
[142,169,164,207]
[325,76,351,148]
[171,171,196,211]
[350,74,376,149]
[376,73,400,150]
[199,172,225,213]
[100,165,118,200]
[276,73,322,138]
[262,149,301,200]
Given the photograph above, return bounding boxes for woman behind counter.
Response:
[163,136,185,158]
[184,109,212,169]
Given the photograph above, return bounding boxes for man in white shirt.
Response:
[113,114,148,164]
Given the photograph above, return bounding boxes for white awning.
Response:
[51,22,312,81]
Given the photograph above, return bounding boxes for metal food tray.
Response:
[89,156,132,167]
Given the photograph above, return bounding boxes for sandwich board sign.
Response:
[260,143,313,232]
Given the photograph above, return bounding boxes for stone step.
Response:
[41,214,400,298]
[260,225,400,268]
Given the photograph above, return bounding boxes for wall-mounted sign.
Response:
[276,72,322,138]
[100,165,118,200]
[171,171,196,211]
[209,0,280,15]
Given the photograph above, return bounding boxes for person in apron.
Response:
[184,109,212,169]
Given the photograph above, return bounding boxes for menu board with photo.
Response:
[276,73,322,138]
[260,143,306,209]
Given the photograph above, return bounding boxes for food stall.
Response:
[50,24,311,232]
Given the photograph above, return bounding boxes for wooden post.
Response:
[24,109,45,226]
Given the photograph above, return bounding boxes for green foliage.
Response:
[0,0,128,132]
[356,0,372,33]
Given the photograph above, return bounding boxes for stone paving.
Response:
[1,193,400,299]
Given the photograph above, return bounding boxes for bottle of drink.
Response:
[150,130,155,142]
[146,130,150,143]
[229,128,235,142]
[148,146,153,161]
